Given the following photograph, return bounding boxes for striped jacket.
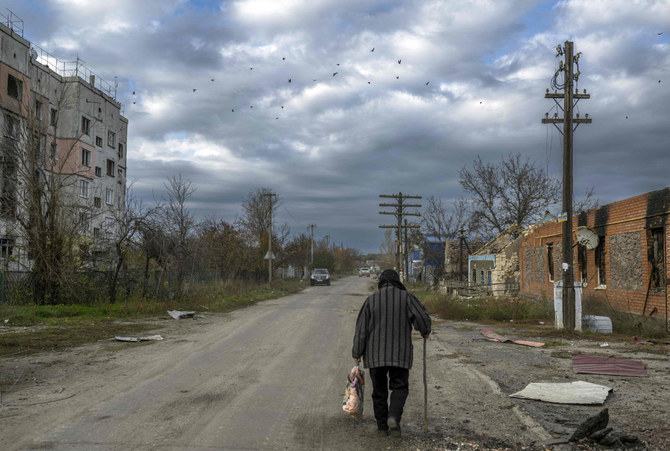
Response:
[352,283,431,369]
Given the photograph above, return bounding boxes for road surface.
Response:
[1,276,549,450]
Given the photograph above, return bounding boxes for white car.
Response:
[358,267,370,277]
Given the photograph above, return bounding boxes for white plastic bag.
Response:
[342,363,365,418]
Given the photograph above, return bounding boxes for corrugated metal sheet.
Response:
[510,381,612,405]
[572,354,648,377]
[480,328,545,347]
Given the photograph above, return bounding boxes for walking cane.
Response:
[423,336,428,433]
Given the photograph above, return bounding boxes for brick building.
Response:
[0,13,127,270]
[519,188,669,318]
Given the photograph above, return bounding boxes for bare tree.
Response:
[160,174,196,293]
[459,153,561,236]
[422,196,471,239]
[104,185,160,303]
[1,82,95,303]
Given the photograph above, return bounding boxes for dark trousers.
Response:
[369,366,409,429]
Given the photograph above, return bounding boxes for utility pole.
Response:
[266,192,276,283]
[542,41,592,331]
[379,192,422,279]
[403,219,410,279]
[310,224,315,266]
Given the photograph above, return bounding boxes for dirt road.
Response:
[1,276,666,449]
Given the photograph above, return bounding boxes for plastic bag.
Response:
[342,363,365,418]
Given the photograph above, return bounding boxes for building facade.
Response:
[0,16,127,270]
[519,188,669,317]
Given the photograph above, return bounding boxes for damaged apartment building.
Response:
[519,187,669,320]
[0,12,127,270]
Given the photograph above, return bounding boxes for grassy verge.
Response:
[410,285,553,323]
[0,278,306,357]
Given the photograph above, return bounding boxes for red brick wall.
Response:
[519,188,670,316]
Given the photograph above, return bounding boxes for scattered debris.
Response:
[509,381,612,405]
[479,328,545,347]
[115,335,164,342]
[633,336,670,345]
[3,319,8,324]
[599,342,609,347]
[572,354,648,377]
[168,310,195,320]
[569,408,609,442]
[582,315,612,333]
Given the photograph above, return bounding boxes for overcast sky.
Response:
[9,0,670,252]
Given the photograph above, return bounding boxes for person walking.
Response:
[352,269,431,437]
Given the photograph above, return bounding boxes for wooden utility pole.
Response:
[379,193,422,277]
[542,41,592,331]
[310,224,315,266]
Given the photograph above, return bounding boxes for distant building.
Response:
[468,224,525,297]
[519,188,669,317]
[0,13,127,269]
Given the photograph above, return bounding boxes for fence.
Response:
[440,280,520,298]
[0,268,272,305]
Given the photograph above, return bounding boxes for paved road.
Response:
[4,276,550,450]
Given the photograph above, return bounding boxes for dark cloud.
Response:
[8,0,670,252]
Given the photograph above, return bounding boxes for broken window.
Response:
[95,166,102,177]
[35,100,42,121]
[0,237,14,259]
[118,142,124,159]
[547,243,554,282]
[7,74,22,100]
[650,228,665,290]
[4,114,19,139]
[595,238,606,287]
[578,244,587,285]
[107,130,116,148]
[50,108,58,127]
[81,148,92,167]
[93,227,101,238]
[94,196,101,208]
[95,136,103,147]
[106,159,115,176]
[81,116,90,135]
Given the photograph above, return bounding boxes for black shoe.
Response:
[387,417,401,438]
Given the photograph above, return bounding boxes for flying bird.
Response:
[282,57,286,60]
[480,101,482,104]
[425,81,429,85]
[371,47,375,52]
[396,76,399,79]
[276,117,279,119]
[132,101,136,104]
[211,78,215,82]
[626,115,628,119]
[232,109,234,112]
[398,59,401,64]
[193,88,196,92]
[658,32,664,35]
[333,72,338,77]
[132,91,135,95]
[250,67,253,70]
[336,63,340,66]
[281,106,284,109]
[368,81,371,84]
[288,78,292,83]
[313,79,317,81]
[659,80,662,83]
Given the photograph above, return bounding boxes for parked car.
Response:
[358,267,370,277]
[310,268,331,286]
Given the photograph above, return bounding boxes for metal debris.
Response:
[115,335,164,342]
[479,328,545,347]
[572,354,648,377]
[509,381,612,405]
[168,310,195,320]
